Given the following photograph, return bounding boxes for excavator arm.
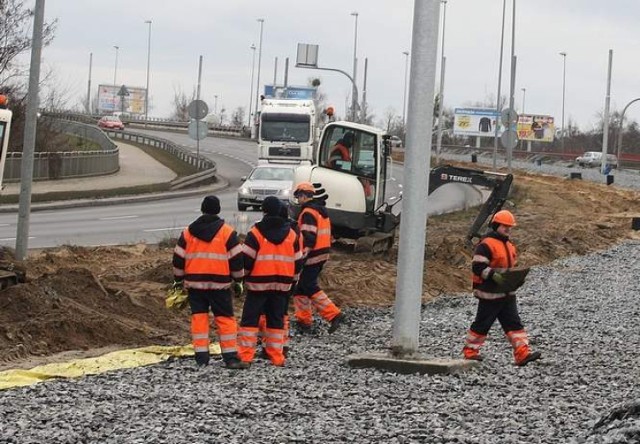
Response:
[428,165,513,244]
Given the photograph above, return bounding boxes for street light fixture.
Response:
[248,43,257,128]
[144,20,152,126]
[559,51,567,154]
[350,11,359,122]
[254,19,265,122]
[402,51,410,126]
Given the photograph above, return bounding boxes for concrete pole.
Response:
[362,57,368,121]
[402,51,410,127]
[15,0,45,261]
[273,57,278,89]
[391,0,441,356]
[284,57,289,88]
[559,52,567,154]
[86,52,92,114]
[601,49,613,176]
[493,0,507,169]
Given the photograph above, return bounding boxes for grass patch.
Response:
[0,183,173,204]
[125,141,199,177]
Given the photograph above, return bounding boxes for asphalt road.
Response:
[0,130,482,249]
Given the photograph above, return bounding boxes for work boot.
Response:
[294,321,312,334]
[464,354,484,362]
[194,351,210,367]
[328,313,345,334]
[224,358,250,370]
[283,346,290,358]
[516,351,541,367]
[258,347,269,360]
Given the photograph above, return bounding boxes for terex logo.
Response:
[442,174,473,183]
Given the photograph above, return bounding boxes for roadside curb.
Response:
[0,177,230,214]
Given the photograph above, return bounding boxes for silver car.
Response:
[237,163,297,211]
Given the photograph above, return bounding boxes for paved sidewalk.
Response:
[1,141,177,196]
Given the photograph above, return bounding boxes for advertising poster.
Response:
[97,84,147,115]
[517,114,555,143]
[453,108,502,138]
[264,85,316,100]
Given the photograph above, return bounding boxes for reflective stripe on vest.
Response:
[299,207,331,263]
[472,236,517,299]
[245,227,297,292]
[183,224,234,290]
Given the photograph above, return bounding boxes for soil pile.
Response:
[0,168,638,368]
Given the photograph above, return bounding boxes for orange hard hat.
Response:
[491,210,516,227]
[294,181,315,197]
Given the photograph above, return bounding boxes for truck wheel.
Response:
[237,203,248,211]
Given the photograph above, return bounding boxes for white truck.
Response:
[257,99,316,162]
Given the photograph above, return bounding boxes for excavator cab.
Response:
[291,122,398,249]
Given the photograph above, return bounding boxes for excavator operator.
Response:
[327,132,354,169]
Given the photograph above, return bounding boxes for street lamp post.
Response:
[559,51,567,154]
[113,45,119,113]
[617,98,640,168]
[350,11,359,122]
[493,0,507,168]
[402,51,410,126]
[254,19,265,122]
[520,87,526,150]
[144,20,152,126]
[214,95,218,115]
[248,43,257,128]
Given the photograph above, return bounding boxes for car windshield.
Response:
[249,167,294,181]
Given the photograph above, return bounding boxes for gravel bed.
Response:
[1,241,639,443]
[439,149,640,191]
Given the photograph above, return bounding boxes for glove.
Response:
[232,281,244,297]
[172,280,183,290]
[491,272,505,285]
[165,287,188,310]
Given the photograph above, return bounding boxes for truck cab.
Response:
[257,99,316,162]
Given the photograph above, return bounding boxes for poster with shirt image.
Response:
[453,108,502,138]
[517,114,555,142]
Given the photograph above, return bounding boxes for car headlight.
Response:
[239,187,250,195]
[279,189,291,197]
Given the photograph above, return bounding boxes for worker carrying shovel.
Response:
[462,210,542,366]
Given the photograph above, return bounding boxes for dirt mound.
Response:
[0,167,639,368]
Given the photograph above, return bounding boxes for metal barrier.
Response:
[4,117,215,182]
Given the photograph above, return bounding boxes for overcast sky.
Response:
[40,0,640,130]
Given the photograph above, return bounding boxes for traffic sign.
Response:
[188,100,208,120]
[188,120,208,141]
[501,108,518,127]
[117,85,130,97]
[501,129,518,150]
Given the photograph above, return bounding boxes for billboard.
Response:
[264,85,316,100]
[453,108,502,138]
[517,114,555,143]
[97,84,147,115]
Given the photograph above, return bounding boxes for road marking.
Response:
[99,215,139,221]
[0,237,34,241]
[143,228,180,233]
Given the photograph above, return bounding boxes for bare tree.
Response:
[231,107,245,127]
[0,0,56,81]
[170,86,195,121]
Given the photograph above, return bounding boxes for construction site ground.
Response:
[1,163,640,371]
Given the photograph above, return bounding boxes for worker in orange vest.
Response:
[327,132,353,169]
[292,182,345,333]
[463,210,541,366]
[238,196,304,366]
[172,195,248,369]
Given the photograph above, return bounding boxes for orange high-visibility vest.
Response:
[472,236,517,299]
[245,227,297,292]
[182,224,234,290]
[298,207,331,265]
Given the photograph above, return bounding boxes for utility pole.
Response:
[86,52,92,114]
[15,0,45,261]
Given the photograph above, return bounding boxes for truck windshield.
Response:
[261,114,310,142]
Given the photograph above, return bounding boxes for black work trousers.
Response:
[470,295,524,335]
[188,288,234,317]
[296,263,323,297]
[241,291,288,329]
